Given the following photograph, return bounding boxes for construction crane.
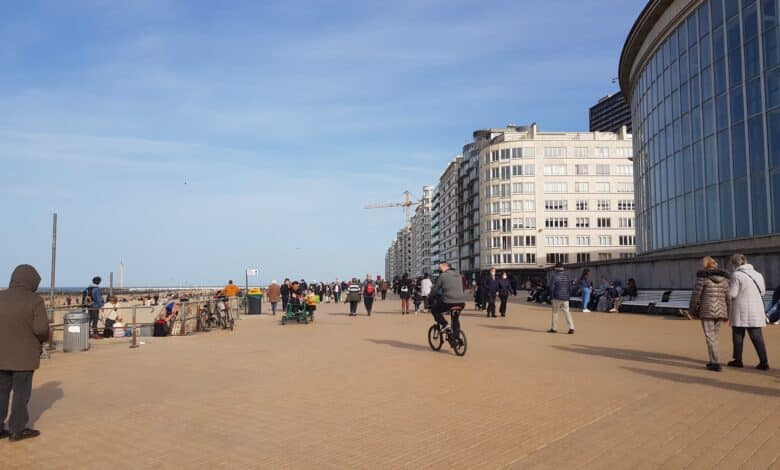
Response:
[364,190,419,226]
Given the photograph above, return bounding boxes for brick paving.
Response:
[1,296,778,469]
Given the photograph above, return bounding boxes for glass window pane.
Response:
[766,66,780,108]
[743,1,759,39]
[718,129,732,182]
[705,135,718,185]
[764,27,780,68]
[773,171,780,230]
[707,185,720,240]
[744,38,760,77]
[700,4,711,36]
[693,105,703,140]
[769,108,780,168]
[763,0,778,30]
[691,43,701,74]
[751,174,769,234]
[716,92,730,130]
[712,0,724,27]
[683,112,692,146]
[701,34,713,66]
[734,178,750,237]
[686,193,696,242]
[696,190,707,241]
[727,16,741,50]
[694,141,705,190]
[746,77,763,115]
[713,26,726,60]
[728,46,743,85]
[733,123,748,178]
[714,58,727,93]
[730,85,745,123]
[720,182,734,238]
[692,73,701,106]
[683,146,694,193]
[726,0,740,19]
[748,115,766,171]
[703,98,716,136]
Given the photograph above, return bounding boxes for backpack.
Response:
[366,283,374,295]
[82,286,95,305]
[400,285,409,293]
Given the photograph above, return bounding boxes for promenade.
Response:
[2,296,778,469]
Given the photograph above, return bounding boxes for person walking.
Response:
[362,280,376,316]
[83,276,104,339]
[380,279,389,301]
[346,279,361,316]
[333,279,341,304]
[688,257,731,372]
[399,273,413,315]
[548,263,575,334]
[266,280,281,315]
[498,272,512,317]
[485,269,499,318]
[727,254,770,370]
[420,273,433,313]
[0,265,50,442]
[281,278,291,311]
[579,269,592,312]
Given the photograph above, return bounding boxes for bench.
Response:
[653,290,692,317]
[763,290,775,310]
[618,290,666,313]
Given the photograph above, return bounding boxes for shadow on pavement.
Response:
[624,367,780,397]
[28,381,64,426]
[554,344,704,371]
[481,324,548,334]
[367,339,430,352]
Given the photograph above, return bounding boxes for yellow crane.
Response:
[364,190,419,226]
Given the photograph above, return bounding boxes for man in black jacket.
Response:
[497,272,513,317]
[485,269,499,318]
[548,263,575,334]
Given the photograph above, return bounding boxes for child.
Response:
[413,280,423,314]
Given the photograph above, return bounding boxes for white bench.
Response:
[619,290,666,313]
[653,290,692,316]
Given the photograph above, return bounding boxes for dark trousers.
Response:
[282,296,289,311]
[349,301,358,314]
[380,290,387,300]
[364,296,374,315]
[88,308,100,336]
[271,302,277,315]
[486,294,497,317]
[499,293,509,316]
[431,302,464,334]
[0,370,33,433]
[334,292,341,303]
[732,326,769,364]
[103,318,116,338]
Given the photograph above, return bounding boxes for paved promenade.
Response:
[2,297,778,469]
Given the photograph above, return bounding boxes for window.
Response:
[619,253,636,259]
[546,253,569,264]
[616,147,633,158]
[511,218,525,229]
[597,200,610,211]
[574,147,588,157]
[491,150,499,162]
[576,235,590,246]
[575,182,589,192]
[618,217,634,228]
[489,202,499,214]
[597,217,611,228]
[525,235,536,246]
[616,182,634,193]
[503,253,512,264]
[595,182,610,192]
[599,253,613,261]
[484,170,491,181]
[512,147,535,158]
[545,236,569,246]
[544,182,568,193]
[598,235,612,246]
[524,218,536,229]
[616,165,633,176]
[544,164,567,176]
[576,200,589,211]
[500,149,511,160]
[500,166,510,180]
[575,164,588,175]
[491,167,500,179]
[619,235,636,246]
[526,253,536,263]
[545,217,569,228]
[491,219,501,231]
[512,183,535,194]
[595,164,610,175]
[501,201,511,213]
[501,218,511,233]
[576,253,591,263]
[491,236,501,248]
[492,254,501,265]
[617,200,635,211]
[544,147,566,157]
[512,164,535,176]
[544,200,567,211]
[595,147,610,158]
[502,236,511,250]
[575,217,590,228]
[513,253,524,264]
[512,235,524,247]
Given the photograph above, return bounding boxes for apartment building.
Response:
[438,157,462,271]
[479,123,636,274]
[410,186,433,277]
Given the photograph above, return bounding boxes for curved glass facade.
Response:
[630,0,780,254]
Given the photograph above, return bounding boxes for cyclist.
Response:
[430,261,466,335]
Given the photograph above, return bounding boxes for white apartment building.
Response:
[480,123,636,271]
[410,186,433,277]
[430,185,441,274]
[438,156,462,270]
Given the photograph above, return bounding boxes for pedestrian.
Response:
[0,265,50,442]
[580,269,592,312]
[333,280,342,303]
[727,254,770,370]
[498,272,512,317]
[362,280,375,316]
[83,276,104,339]
[413,278,423,314]
[267,280,281,315]
[346,279,361,316]
[485,268,499,318]
[380,279,389,300]
[548,263,575,334]
[281,278,291,311]
[688,256,731,372]
[399,273,413,314]
[420,273,432,312]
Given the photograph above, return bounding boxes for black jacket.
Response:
[497,278,512,296]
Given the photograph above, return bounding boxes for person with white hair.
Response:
[727,254,770,370]
[266,280,281,316]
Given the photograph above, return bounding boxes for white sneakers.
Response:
[583,309,591,313]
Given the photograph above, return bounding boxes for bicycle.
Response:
[427,305,467,356]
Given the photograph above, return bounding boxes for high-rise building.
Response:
[619,0,780,270]
[589,91,632,134]
[410,186,433,277]
[477,123,636,277]
[430,185,441,274]
[438,157,462,271]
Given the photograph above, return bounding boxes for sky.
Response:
[0,0,646,288]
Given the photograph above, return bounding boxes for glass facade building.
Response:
[621,0,780,254]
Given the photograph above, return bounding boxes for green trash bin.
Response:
[247,294,262,314]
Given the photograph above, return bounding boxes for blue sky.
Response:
[0,0,645,288]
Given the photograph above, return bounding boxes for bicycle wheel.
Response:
[453,330,467,356]
[427,324,443,351]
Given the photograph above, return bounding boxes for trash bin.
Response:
[247,294,262,315]
[63,311,90,352]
